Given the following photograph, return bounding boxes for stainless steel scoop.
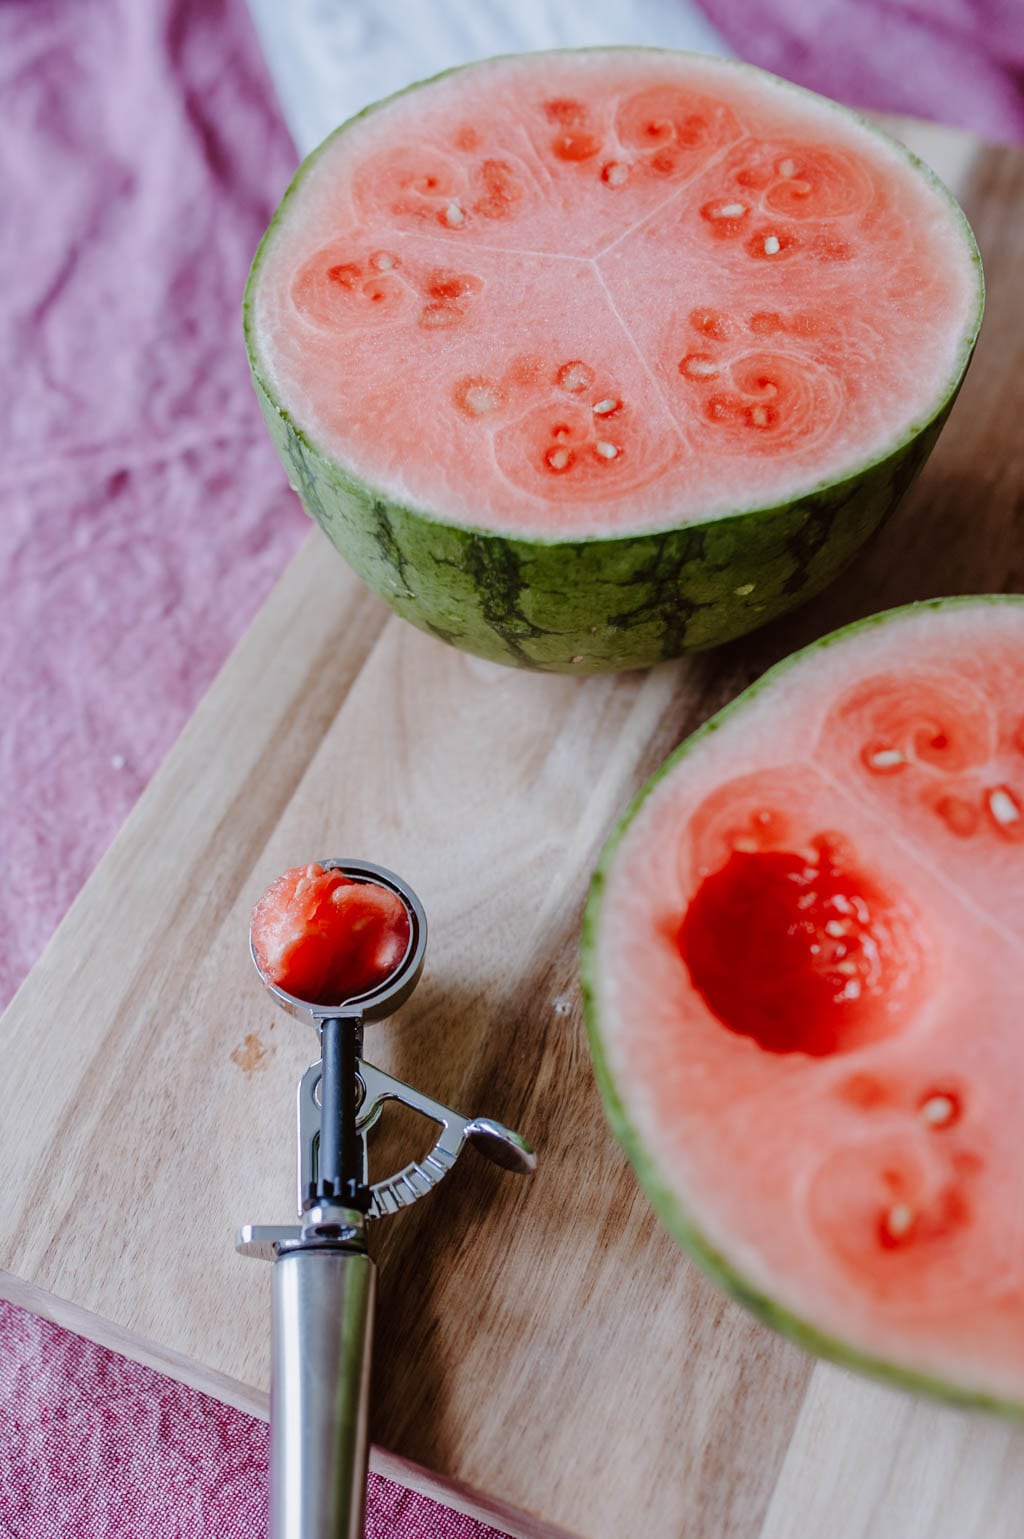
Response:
[236,860,536,1539]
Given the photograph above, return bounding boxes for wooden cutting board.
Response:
[2,114,1022,1539]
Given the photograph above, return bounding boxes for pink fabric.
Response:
[0,1306,499,1538]
[696,0,1024,144]
[0,1,499,1534]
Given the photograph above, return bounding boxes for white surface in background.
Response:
[245,0,730,155]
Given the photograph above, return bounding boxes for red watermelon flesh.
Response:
[585,599,1024,1406]
[250,51,980,538]
[251,864,411,1005]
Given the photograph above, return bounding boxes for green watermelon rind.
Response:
[245,49,984,674]
[581,594,1024,1416]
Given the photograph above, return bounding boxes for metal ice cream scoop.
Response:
[236,859,536,1539]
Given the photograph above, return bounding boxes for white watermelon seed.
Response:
[885,1204,914,1239]
[546,445,573,471]
[987,786,1021,825]
[593,398,619,415]
[371,252,396,271]
[682,356,719,378]
[443,200,466,227]
[763,235,781,255]
[595,441,619,459]
[835,961,858,976]
[868,747,905,770]
[920,1095,956,1128]
[839,978,861,1000]
[750,405,769,426]
[825,920,846,938]
[464,384,501,416]
[602,161,630,187]
[778,159,797,178]
[714,202,747,218]
[558,361,594,393]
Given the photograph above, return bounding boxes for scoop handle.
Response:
[270,1246,377,1539]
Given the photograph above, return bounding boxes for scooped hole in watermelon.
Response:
[677,834,922,1056]
[251,863,411,1005]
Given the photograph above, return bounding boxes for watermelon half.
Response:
[584,597,1024,1409]
[244,50,983,672]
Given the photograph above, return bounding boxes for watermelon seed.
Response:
[734,583,755,596]
[371,252,397,271]
[461,382,502,416]
[986,785,1021,827]
[825,920,846,937]
[920,1094,958,1129]
[601,161,630,187]
[595,441,620,460]
[885,1203,914,1240]
[835,961,858,976]
[865,747,905,772]
[442,200,466,228]
[714,202,747,218]
[750,405,770,427]
[593,397,620,415]
[421,304,459,328]
[763,235,781,255]
[680,354,719,379]
[838,978,861,1000]
[546,445,574,472]
[778,159,797,178]
[558,360,595,394]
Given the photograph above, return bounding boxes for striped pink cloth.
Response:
[0,0,1019,1534]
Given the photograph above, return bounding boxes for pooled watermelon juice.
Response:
[245,50,982,671]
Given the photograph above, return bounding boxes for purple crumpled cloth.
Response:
[697,0,1024,143]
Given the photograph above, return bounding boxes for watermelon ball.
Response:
[251,864,411,1004]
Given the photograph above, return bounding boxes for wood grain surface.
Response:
[1,116,1022,1539]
